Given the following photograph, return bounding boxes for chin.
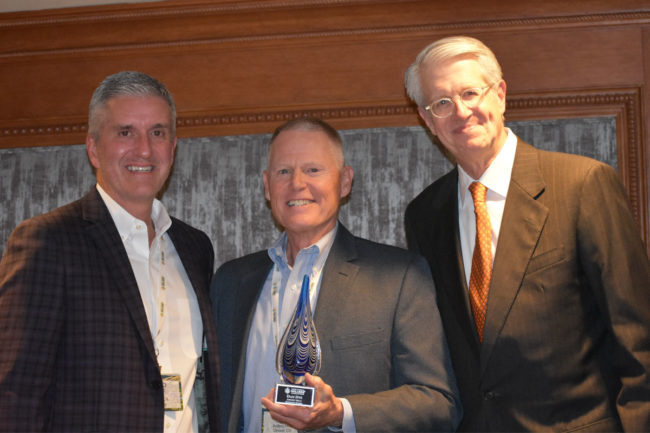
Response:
[283,219,316,231]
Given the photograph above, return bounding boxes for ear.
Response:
[340,165,354,198]
[170,137,178,163]
[418,106,437,136]
[263,170,271,201]
[495,79,507,115]
[86,134,100,169]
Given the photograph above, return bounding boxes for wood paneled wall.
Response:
[1,0,649,251]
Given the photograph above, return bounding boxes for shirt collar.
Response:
[268,222,338,273]
[95,184,172,242]
[458,127,517,205]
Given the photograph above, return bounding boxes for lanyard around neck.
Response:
[152,236,168,362]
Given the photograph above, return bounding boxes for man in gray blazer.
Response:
[211,117,461,432]
[0,71,220,432]
[404,35,650,431]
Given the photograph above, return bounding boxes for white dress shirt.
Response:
[458,128,518,287]
[97,185,203,433]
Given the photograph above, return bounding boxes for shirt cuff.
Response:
[327,397,355,433]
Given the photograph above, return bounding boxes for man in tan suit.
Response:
[404,35,650,431]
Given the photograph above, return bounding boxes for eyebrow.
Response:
[433,85,486,98]
[114,123,171,130]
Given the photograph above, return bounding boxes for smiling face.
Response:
[86,95,177,219]
[418,56,508,178]
[263,128,353,251]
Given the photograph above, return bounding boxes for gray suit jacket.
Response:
[0,188,220,432]
[211,223,461,432]
[405,139,650,432]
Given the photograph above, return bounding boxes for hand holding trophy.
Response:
[274,274,321,406]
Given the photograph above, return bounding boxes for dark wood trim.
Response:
[3,10,650,59]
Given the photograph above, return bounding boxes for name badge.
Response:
[162,374,183,411]
[261,408,297,433]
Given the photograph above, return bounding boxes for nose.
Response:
[290,170,306,189]
[452,95,472,118]
[134,134,152,157]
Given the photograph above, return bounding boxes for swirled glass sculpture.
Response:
[276,274,321,385]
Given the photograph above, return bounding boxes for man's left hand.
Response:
[261,373,344,431]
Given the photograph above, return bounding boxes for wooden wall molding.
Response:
[2,5,650,59]
[2,121,87,146]
[3,1,649,29]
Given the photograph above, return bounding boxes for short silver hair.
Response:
[404,36,503,107]
[270,117,345,168]
[88,71,176,138]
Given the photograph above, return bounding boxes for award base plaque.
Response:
[274,383,315,407]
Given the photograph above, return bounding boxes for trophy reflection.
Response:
[274,275,321,406]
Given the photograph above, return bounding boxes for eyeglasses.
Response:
[424,84,495,118]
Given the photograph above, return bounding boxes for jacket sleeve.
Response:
[0,218,65,432]
[576,162,650,432]
[346,255,463,432]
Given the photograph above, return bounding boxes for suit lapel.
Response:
[233,263,271,372]
[430,171,480,351]
[166,223,216,349]
[229,259,273,433]
[480,141,548,375]
[168,222,207,302]
[80,189,158,364]
[314,225,360,338]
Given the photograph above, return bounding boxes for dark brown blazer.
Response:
[405,139,650,432]
[0,188,220,432]
[211,223,461,432]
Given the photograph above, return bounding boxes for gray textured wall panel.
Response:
[0,117,616,268]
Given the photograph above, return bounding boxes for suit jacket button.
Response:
[483,391,496,400]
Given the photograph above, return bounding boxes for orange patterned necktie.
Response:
[468,182,492,342]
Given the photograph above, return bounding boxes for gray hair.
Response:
[270,117,345,167]
[88,71,176,138]
[404,36,503,107]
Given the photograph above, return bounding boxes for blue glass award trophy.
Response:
[274,275,321,406]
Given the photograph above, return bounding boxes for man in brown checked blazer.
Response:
[0,71,219,432]
[404,36,650,431]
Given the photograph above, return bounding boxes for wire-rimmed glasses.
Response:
[424,83,496,118]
